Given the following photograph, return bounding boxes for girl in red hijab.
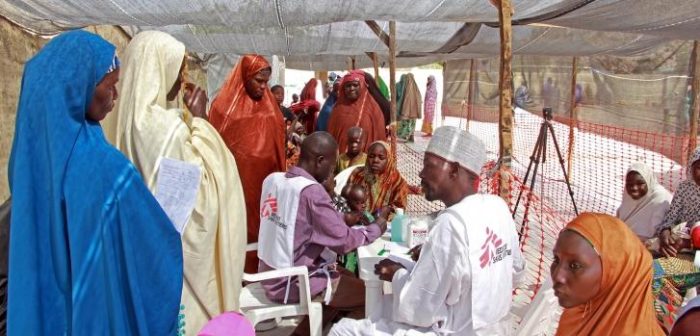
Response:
[209,55,286,273]
[328,70,387,153]
[289,78,321,134]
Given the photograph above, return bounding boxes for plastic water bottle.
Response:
[391,208,406,243]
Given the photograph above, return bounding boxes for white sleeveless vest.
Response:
[258,172,336,304]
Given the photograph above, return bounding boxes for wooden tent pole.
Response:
[689,41,700,159]
[496,0,514,200]
[466,59,475,129]
[441,62,447,126]
[351,56,357,70]
[389,21,398,149]
[364,52,381,85]
[317,71,328,81]
[567,57,578,176]
[372,52,380,83]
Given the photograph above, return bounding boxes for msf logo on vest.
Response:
[261,193,287,230]
[479,227,512,268]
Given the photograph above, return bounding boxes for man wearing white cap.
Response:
[329,126,525,335]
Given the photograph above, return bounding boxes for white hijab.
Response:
[113,31,187,187]
[617,162,672,238]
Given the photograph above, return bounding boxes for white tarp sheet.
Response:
[2,0,698,70]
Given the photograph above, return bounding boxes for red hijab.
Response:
[328,70,386,153]
[209,54,286,273]
[289,78,320,134]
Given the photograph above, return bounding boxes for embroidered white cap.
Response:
[425,126,486,176]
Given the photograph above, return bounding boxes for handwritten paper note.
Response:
[155,158,201,235]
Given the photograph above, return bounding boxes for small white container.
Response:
[407,217,430,248]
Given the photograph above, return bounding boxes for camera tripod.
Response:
[513,108,579,240]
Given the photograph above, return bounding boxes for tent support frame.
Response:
[689,41,700,159]
[496,0,514,200]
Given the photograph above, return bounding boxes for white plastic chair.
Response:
[334,165,363,195]
[514,277,562,336]
[238,243,323,336]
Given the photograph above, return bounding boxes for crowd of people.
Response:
[3,29,700,336]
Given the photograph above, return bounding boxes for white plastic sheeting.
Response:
[4,0,700,39]
[2,0,699,70]
[547,0,700,40]
[153,23,666,57]
[0,1,564,34]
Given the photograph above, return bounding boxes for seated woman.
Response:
[647,148,700,331]
[658,146,700,257]
[552,213,664,335]
[8,30,182,335]
[616,162,672,242]
[348,141,409,213]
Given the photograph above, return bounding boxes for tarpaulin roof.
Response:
[3,0,700,70]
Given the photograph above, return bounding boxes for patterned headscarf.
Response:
[348,141,408,211]
[689,146,700,177]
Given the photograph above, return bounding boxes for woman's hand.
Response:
[659,228,678,258]
[184,84,208,120]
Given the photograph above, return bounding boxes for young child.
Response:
[342,184,373,227]
[337,183,373,274]
[336,127,367,173]
[285,121,305,170]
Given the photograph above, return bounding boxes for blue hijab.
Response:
[316,90,338,132]
[8,30,183,335]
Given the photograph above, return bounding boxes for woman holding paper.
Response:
[112,31,247,335]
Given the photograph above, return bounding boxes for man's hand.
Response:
[343,212,362,227]
[356,212,371,226]
[659,228,678,258]
[370,206,392,233]
[374,259,404,282]
[184,84,208,120]
[408,244,423,261]
[376,206,392,220]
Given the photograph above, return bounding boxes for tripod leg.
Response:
[513,135,546,244]
[518,126,546,240]
[513,122,546,218]
[546,123,579,216]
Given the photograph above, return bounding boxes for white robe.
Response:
[330,194,525,336]
[110,31,247,335]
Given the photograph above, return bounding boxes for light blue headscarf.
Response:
[8,30,183,335]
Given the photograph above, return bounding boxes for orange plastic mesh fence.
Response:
[396,107,691,313]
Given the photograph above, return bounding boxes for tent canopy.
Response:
[3,0,700,70]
